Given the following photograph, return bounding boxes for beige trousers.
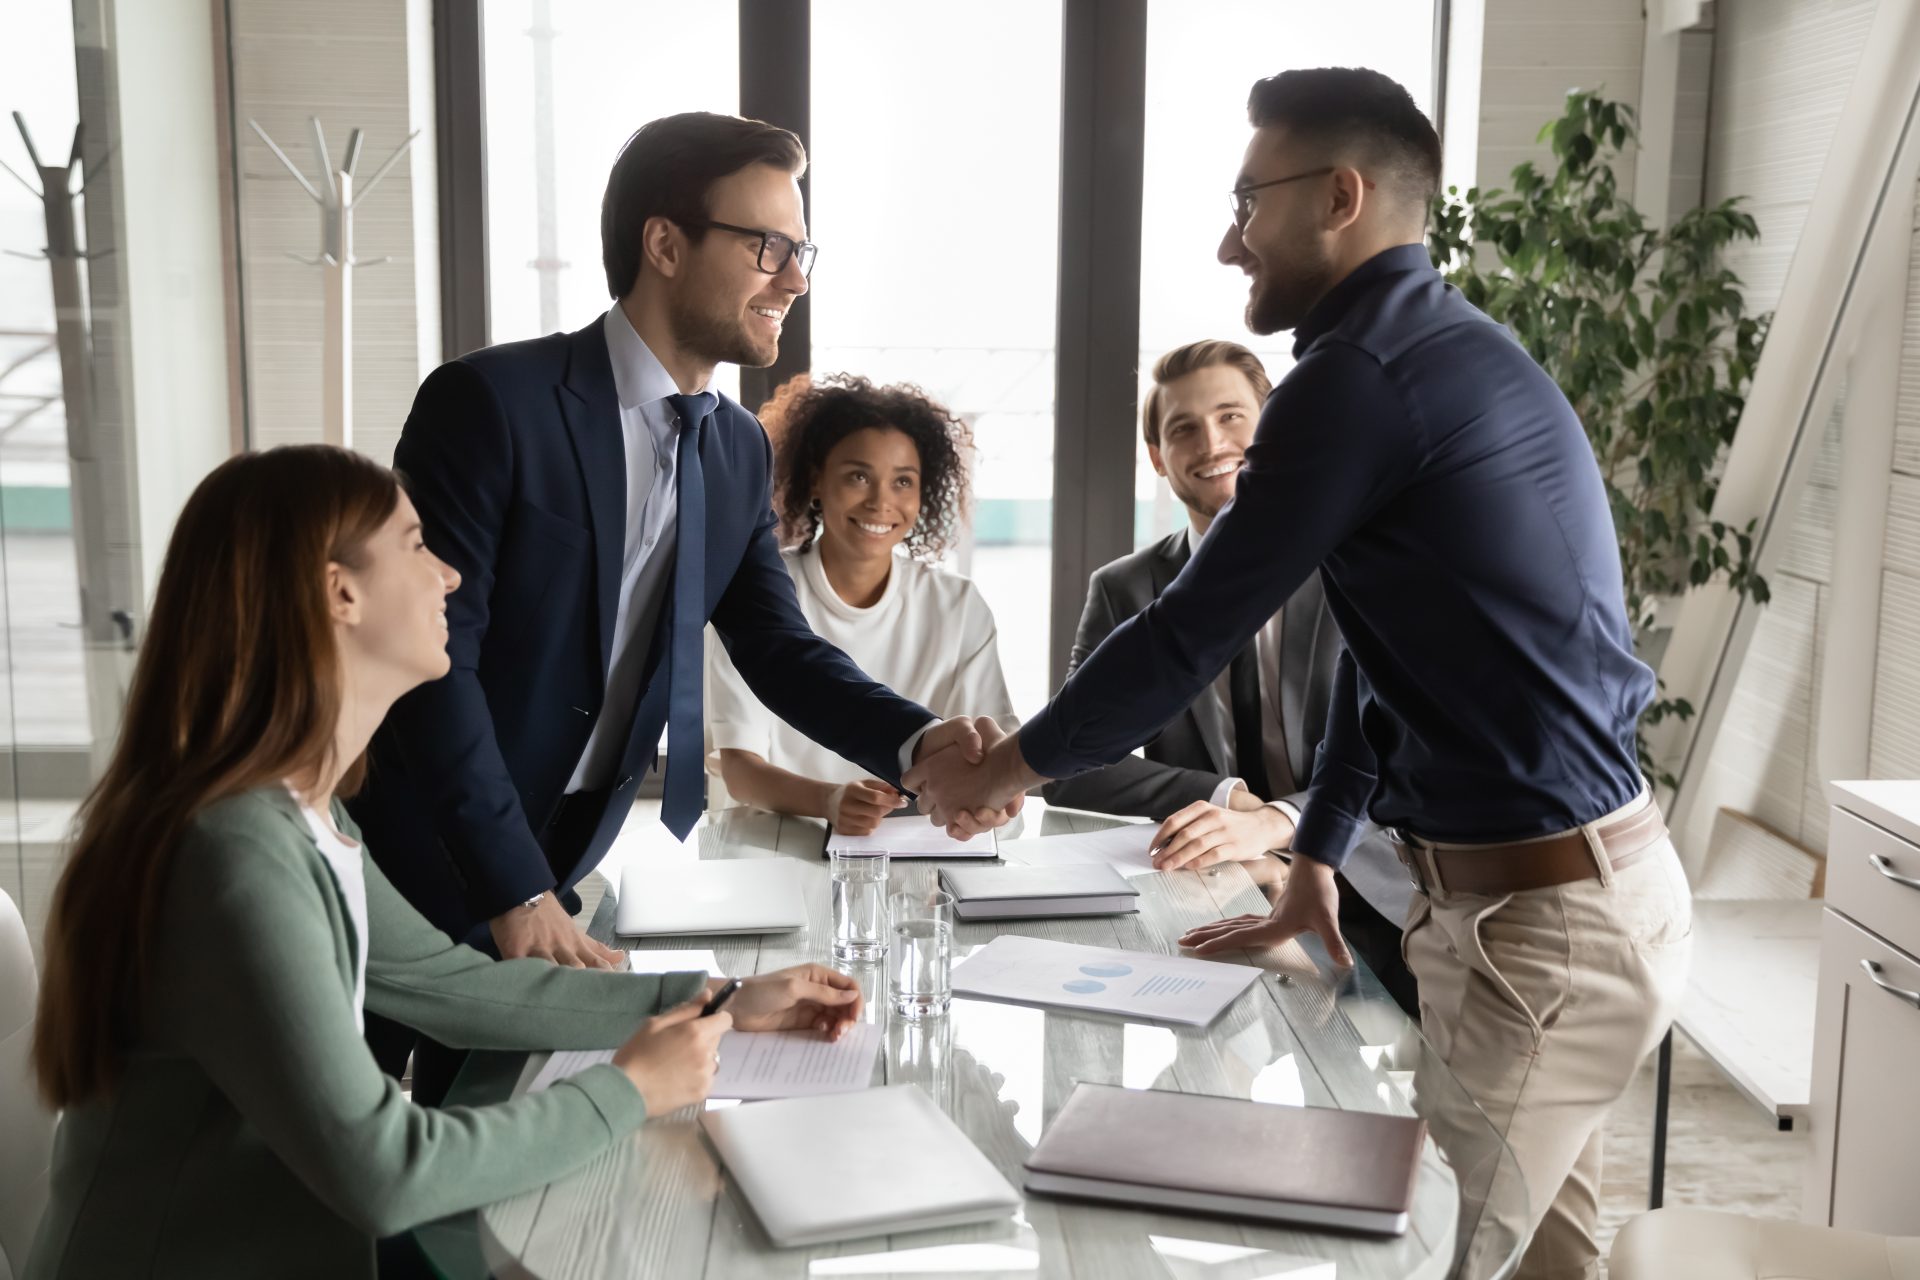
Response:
[1402,793,1693,1280]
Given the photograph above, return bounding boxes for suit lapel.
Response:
[1155,532,1230,776]
[556,314,627,678]
[1281,571,1332,791]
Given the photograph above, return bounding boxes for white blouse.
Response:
[297,801,369,1032]
[705,546,1017,808]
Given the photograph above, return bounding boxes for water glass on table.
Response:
[830,849,890,963]
[889,887,954,1020]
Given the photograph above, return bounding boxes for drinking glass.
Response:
[889,888,953,1020]
[830,850,889,962]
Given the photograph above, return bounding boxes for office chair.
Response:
[0,890,51,1280]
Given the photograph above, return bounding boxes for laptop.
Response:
[700,1084,1020,1246]
[615,858,808,937]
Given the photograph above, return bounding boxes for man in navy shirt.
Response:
[910,70,1691,1277]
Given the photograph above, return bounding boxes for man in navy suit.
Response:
[353,113,1002,1078]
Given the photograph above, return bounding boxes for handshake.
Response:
[905,715,1046,838]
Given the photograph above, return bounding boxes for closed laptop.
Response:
[615,858,807,937]
[1024,1083,1426,1236]
[700,1084,1021,1247]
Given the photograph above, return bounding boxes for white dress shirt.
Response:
[566,305,701,793]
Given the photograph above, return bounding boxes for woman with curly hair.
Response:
[706,374,1015,834]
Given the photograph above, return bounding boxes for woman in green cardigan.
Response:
[26,447,863,1278]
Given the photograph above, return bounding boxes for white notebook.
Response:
[699,1084,1020,1247]
[825,814,998,859]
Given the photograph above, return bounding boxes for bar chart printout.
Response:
[951,934,1259,1026]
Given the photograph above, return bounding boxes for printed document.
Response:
[952,934,1258,1026]
[619,948,723,976]
[998,823,1159,877]
[526,1021,881,1099]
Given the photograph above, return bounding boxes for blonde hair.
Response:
[1141,340,1273,447]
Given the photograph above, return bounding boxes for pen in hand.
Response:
[700,977,743,1018]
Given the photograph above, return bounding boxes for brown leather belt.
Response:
[1390,801,1669,896]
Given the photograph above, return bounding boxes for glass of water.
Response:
[830,850,889,963]
[889,888,953,1020]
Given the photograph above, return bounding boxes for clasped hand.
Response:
[903,715,1029,838]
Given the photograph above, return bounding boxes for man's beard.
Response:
[1245,245,1335,336]
[669,289,777,369]
[1168,472,1230,521]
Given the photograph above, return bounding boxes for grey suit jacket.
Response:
[1042,530,1410,922]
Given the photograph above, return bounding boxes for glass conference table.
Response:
[411,802,1527,1280]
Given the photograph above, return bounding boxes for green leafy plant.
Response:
[1428,90,1772,787]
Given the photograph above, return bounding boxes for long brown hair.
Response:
[33,445,402,1107]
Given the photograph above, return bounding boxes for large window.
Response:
[478,2,1436,707]
[1133,0,1438,548]
[809,0,1064,713]
[482,0,741,397]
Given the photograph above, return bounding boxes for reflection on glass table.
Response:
[411,801,1527,1279]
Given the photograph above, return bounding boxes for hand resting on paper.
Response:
[710,963,866,1041]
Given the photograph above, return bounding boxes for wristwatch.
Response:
[519,890,548,911]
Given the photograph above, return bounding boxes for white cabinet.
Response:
[1807,782,1920,1231]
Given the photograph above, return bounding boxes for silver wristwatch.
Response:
[519,890,548,911]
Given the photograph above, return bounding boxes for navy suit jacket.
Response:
[351,315,935,943]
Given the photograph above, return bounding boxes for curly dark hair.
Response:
[764,373,973,561]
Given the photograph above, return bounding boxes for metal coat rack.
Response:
[247,116,418,449]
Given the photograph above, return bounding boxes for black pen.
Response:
[700,977,743,1018]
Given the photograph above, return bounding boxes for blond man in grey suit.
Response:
[1044,340,1414,1012]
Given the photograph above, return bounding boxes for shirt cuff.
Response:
[1208,776,1244,809]
[1290,797,1365,870]
[898,719,942,777]
[1271,798,1301,827]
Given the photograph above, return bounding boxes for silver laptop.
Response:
[615,858,808,937]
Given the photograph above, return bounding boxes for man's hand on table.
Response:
[490,892,624,968]
[1177,855,1353,967]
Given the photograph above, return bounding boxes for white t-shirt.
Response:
[297,801,370,1033]
[705,546,1018,809]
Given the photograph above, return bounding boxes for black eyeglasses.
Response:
[1227,167,1336,229]
[681,218,818,279]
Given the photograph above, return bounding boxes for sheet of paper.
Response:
[526,1021,882,1100]
[952,934,1259,1026]
[826,813,997,858]
[997,823,1159,878]
[620,948,724,977]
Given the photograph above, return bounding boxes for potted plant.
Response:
[1427,90,1772,787]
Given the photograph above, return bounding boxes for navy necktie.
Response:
[662,392,716,839]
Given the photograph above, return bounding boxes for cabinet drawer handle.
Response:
[1869,853,1920,892]
[1860,960,1920,1011]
